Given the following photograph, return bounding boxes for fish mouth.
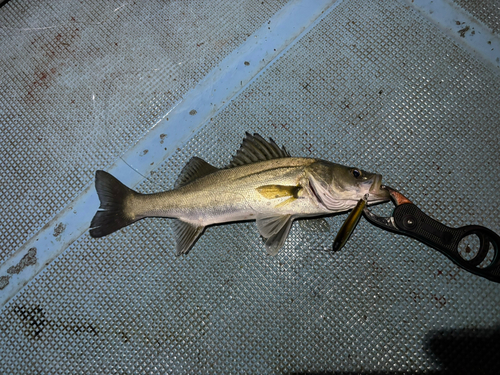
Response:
[368,175,390,202]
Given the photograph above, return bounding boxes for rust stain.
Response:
[25,68,58,103]
[53,222,66,237]
[458,25,470,38]
[24,27,81,103]
[410,289,448,308]
[7,248,37,275]
[433,294,447,308]
[411,290,424,303]
[270,123,289,131]
[0,276,9,290]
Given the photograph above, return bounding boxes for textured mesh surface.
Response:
[2,0,500,374]
[0,0,288,265]
[453,0,500,34]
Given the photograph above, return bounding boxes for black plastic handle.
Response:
[392,203,500,283]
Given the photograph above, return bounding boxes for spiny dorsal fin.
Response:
[172,219,205,255]
[226,132,291,168]
[175,157,219,188]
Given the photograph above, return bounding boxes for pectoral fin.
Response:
[256,214,294,255]
[172,220,205,255]
[256,185,301,208]
[256,185,301,199]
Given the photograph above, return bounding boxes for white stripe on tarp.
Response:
[406,0,500,70]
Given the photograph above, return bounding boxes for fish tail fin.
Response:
[89,170,140,238]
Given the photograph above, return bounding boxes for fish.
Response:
[90,133,390,255]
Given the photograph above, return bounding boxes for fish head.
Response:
[307,161,390,211]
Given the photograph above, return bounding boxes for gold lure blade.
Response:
[332,194,368,252]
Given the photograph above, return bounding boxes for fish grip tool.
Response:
[363,186,500,283]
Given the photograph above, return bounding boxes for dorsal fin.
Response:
[226,132,291,168]
[175,157,219,188]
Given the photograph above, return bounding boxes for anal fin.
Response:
[172,219,205,255]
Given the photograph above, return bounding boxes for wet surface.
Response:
[1,0,500,373]
[13,304,99,339]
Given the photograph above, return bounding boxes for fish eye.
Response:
[352,169,362,178]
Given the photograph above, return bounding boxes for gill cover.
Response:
[306,161,354,211]
[306,161,378,211]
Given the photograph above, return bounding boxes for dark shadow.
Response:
[424,326,500,375]
[0,0,12,9]
[288,372,433,375]
[287,326,500,375]
[288,373,413,375]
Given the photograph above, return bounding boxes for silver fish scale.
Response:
[2,0,500,374]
